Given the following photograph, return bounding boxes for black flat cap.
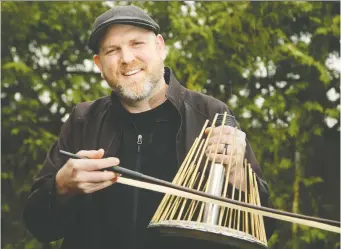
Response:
[88,5,160,53]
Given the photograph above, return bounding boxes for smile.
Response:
[122,69,142,76]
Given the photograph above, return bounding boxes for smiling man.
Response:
[93,24,167,111]
[23,5,275,249]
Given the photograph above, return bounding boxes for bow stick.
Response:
[60,150,340,234]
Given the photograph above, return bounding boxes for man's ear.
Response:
[155,34,166,60]
[93,54,103,74]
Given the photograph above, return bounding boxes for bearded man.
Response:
[23,5,275,249]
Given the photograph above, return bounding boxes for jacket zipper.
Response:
[132,134,142,245]
[136,134,142,171]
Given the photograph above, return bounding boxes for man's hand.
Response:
[205,125,246,164]
[205,125,246,190]
[56,149,120,196]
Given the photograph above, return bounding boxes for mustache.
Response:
[119,61,146,74]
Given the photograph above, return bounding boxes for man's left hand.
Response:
[204,125,246,164]
[204,125,246,190]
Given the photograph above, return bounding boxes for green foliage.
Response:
[2,1,340,249]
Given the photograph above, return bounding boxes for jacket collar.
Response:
[164,67,186,112]
[108,67,185,114]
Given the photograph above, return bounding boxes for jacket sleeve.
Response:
[22,106,84,243]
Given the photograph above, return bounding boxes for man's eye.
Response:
[106,48,119,55]
[133,42,143,46]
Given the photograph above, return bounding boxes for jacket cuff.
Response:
[49,174,78,225]
[28,174,76,225]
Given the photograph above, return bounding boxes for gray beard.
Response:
[118,78,157,102]
[113,66,164,102]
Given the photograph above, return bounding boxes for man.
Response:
[23,5,275,249]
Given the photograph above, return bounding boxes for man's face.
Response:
[94,24,166,102]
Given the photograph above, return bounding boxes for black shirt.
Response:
[100,100,181,249]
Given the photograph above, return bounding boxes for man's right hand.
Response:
[55,149,119,196]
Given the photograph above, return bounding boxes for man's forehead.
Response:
[102,24,154,43]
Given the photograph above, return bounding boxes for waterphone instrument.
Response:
[60,112,341,248]
[148,113,268,249]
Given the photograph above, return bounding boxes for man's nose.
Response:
[120,47,135,64]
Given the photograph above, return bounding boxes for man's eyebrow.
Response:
[102,44,120,50]
[101,36,149,51]
[131,37,145,41]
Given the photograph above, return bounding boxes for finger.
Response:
[206,153,243,164]
[73,170,118,183]
[208,126,246,141]
[71,157,120,171]
[84,178,118,194]
[206,144,244,155]
[77,149,105,159]
[206,125,234,136]
[207,135,246,146]
[211,126,245,138]
[228,171,246,191]
[205,126,225,135]
[205,144,226,154]
[225,145,245,155]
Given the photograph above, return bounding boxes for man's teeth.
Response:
[123,69,141,76]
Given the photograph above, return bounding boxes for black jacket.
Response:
[23,67,275,249]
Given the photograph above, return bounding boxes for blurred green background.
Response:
[1,1,340,249]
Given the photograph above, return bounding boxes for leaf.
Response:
[303,101,324,113]
[279,158,292,169]
[302,177,323,187]
[2,204,10,212]
[3,61,31,74]
[288,119,300,137]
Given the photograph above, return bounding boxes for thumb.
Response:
[77,148,105,159]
